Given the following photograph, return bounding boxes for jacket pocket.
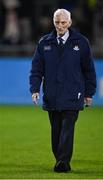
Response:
[66,82,84,101]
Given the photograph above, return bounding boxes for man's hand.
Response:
[32,93,39,105]
[84,97,92,107]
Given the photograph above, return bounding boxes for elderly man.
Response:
[29,9,96,172]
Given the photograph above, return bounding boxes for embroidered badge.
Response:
[73,45,79,51]
[44,46,51,51]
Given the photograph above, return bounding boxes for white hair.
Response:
[53,9,71,22]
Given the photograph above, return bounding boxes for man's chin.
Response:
[58,31,65,36]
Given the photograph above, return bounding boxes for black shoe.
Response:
[54,161,71,173]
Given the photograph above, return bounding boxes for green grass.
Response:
[0,105,103,179]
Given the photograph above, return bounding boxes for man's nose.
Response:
[58,23,62,28]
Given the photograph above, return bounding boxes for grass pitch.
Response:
[0,105,103,179]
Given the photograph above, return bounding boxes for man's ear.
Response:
[68,20,72,27]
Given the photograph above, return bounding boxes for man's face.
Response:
[54,14,71,36]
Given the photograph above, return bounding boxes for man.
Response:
[29,9,96,172]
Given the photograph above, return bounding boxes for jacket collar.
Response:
[45,28,80,43]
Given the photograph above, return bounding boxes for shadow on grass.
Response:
[72,159,103,177]
[0,160,103,178]
[0,163,52,174]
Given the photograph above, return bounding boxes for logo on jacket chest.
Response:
[44,45,51,51]
[73,45,79,51]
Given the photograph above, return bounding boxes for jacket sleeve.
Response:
[29,43,44,94]
[81,39,96,97]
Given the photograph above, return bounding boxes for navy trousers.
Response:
[48,110,79,164]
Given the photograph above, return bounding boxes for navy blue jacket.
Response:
[29,28,96,110]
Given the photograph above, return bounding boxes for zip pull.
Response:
[78,92,81,99]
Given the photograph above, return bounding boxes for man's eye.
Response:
[62,22,65,25]
[55,22,59,24]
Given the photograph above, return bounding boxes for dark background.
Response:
[0,0,103,57]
